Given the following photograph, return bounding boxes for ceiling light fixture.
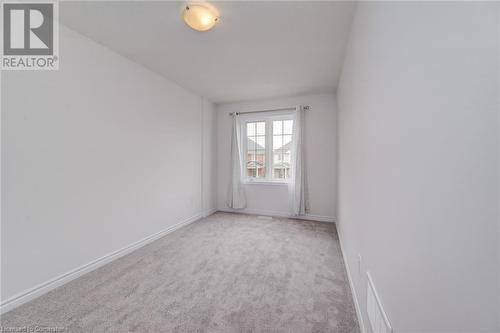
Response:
[182,4,219,32]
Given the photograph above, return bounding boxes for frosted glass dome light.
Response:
[183,5,219,32]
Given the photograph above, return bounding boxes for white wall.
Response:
[337,2,500,332]
[1,25,215,306]
[216,94,336,221]
[202,98,217,217]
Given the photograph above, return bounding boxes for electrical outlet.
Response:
[357,254,362,275]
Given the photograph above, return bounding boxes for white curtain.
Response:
[226,114,246,209]
[289,106,306,216]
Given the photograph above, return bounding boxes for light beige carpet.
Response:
[1,212,360,332]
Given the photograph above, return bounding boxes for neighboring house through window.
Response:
[243,113,293,183]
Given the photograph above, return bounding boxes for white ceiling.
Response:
[60,1,354,103]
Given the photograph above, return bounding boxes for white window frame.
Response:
[240,111,294,185]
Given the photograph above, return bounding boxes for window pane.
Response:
[284,120,293,135]
[247,122,255,136]
[246,122,266,178]
[255,136,265,178]
[273,135,283,150]
[283,134,292,148]
[246,152,255,177]
[273,151,280,164]
[272,168,281,179]
[283,151,291,163]
[247,152,256,163]
[277,151,283,162]
[273,156,285,178]
[271,120,293,180]
[256,122,265,135]
[247,138,256,152]
[273,120,283,135]
[248,167,256,178]
[256,136,265,149]
[257,153,265,177]
[257,167,265,178]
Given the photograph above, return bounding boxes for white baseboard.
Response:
[217,207,335,223]
[337,225,366,333]
[0,213,202,315]
[202,207,217,218]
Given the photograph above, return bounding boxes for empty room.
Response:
[1,1,499,332]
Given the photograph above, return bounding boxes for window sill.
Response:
[244,180,289,186]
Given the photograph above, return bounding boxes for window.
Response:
[272,119,293,179]
[246,121,266,178]
[243,114,294,183]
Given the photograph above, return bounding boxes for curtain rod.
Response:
[229,105,310,116]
